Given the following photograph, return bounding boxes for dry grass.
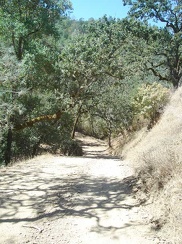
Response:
[117,87,182,243]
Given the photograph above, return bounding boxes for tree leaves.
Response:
[0,0,72,59]
[123,0,182,87]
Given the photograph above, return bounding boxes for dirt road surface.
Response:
[0,134,160,244]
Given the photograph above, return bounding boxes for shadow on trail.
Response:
[0,159,139,235]
[83,152,120,160]
[77,137,119,160]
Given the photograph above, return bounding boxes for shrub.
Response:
[0,112,77,163]
[132,82,169,129]
[12,128,41,161]
[60,139,83,156]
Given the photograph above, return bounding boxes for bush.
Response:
[0,112,77,164]
[60,139,83,156]
[132,82,169,129]
[12,128,41,161]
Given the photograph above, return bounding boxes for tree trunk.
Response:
[108,125,112,148]
[4,129,13,166]
[17,37,24,61]
[71,105,82,139]
[12,34,24,60]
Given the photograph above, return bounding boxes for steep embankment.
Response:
[121,87,182,243]
[0,134,163,244]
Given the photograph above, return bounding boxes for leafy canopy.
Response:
[123,0,182,87]
[123,0,182,32]
[0,0,72,59]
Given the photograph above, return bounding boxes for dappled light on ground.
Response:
[0,136,159,243]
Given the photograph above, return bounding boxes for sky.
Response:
[69,0,165,27]
[70,0,131,20]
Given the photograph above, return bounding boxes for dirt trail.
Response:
[0,134,160,244]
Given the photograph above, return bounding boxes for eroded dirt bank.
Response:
[0,135,162,243]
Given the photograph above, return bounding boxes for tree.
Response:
[57,17,142,142]
[0,45,74,165]
[0,1,74,165]
[89,80,133,147]
[123,0,182,30]
[123,0,182,87]
[58,17,132,139]
[2,13,175,164]
[0,0,72,60]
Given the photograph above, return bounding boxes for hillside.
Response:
[120,87,182,243]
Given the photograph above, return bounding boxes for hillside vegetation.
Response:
[119,87,182,243]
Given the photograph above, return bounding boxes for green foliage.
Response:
[76,78,134,147]
[123,0,182,30]
[0,0,72,59]
[77,115,108,139]
[132,82,169,128]
[60,139,83,156]
[123,0,182,87]
[0,38,73,164]
[57,17,147,144]
[1,5,179,164]
[8,112,74,162]
[12,128,41,161]
[92,82,133,131]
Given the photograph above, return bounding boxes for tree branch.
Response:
[147,66,169,81]
[13,110,63,131]
[26,23,41,37]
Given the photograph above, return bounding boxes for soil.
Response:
[0,133,164,244]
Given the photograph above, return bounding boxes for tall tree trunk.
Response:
[71,105,82,139]
[4,128,13,166]
[12,34,24,60]
[108,124,112,148]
